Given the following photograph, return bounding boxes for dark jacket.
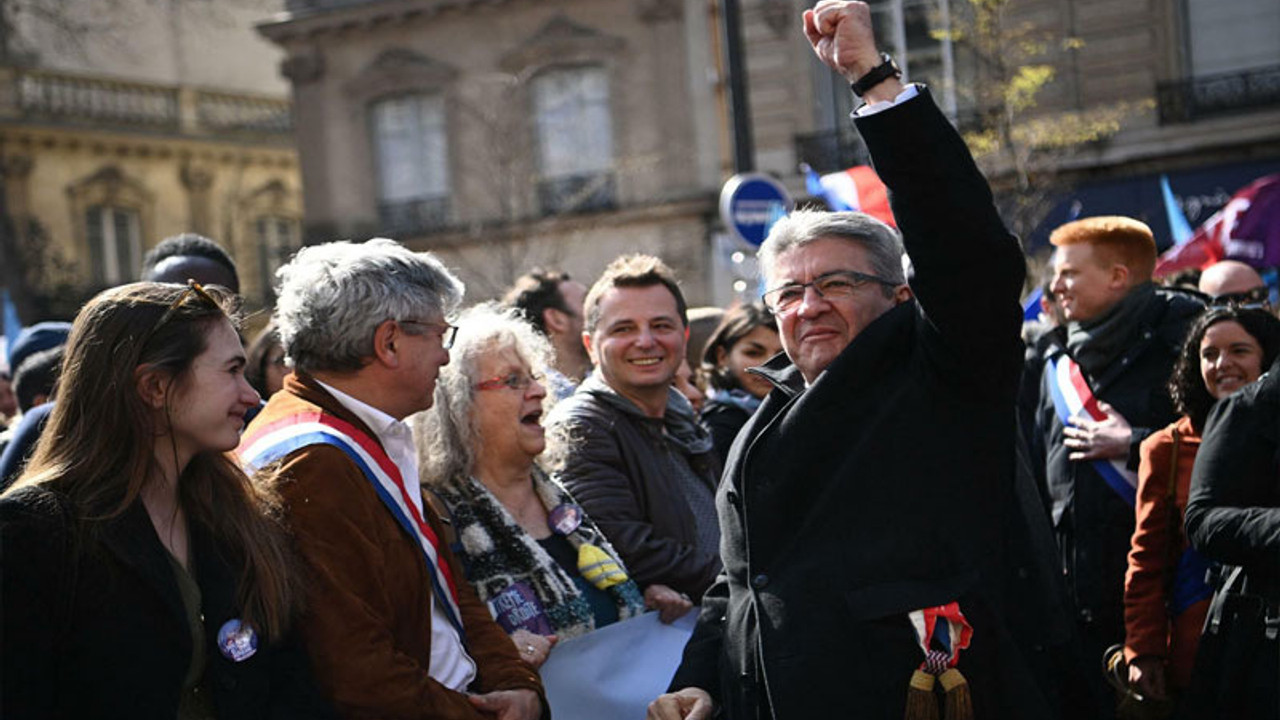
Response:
[547,377,722,600]
[1034,288,1201,656]
[669,89,1059,719]
[1184,360,1280,718]
[0,401,53,491]
[0,484,333,720]
[699,397,754,467]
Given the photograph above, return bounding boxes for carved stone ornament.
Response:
[636,0,682,23]
[2,155,33,180]
[347,48,458,100]
[500,15,623,74]
[281,50,325,84]
[181,163,215,192]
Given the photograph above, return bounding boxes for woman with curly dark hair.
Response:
[1122,305,1280,706]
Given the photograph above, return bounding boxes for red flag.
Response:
[1155,174,1280,276]
[807,165,897,227]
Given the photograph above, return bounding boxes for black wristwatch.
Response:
[850,52,902,97]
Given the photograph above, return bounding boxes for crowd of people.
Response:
[2,2,1278,719]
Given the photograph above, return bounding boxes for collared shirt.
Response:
[315,380,478,692]
[853,82,921,117]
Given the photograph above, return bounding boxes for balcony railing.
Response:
[378,196,451,236]
[17,71,180,129]
[537,172,616,216]
[196,91,293,134]
[794,129,870,175]
[11,70,293,137]
[1157,64,1280,125]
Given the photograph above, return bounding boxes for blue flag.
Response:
[1161,175,1193,246]
[2,289,22,371]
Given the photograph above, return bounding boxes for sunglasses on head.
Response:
[1209,286,1270,308]
[144,279,221,344]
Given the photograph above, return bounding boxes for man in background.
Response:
[504,269,591,402]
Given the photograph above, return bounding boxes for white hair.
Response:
[412,303,553,487]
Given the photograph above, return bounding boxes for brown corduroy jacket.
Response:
[245,372,545,719]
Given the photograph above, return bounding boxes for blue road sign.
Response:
[720,173,793,247]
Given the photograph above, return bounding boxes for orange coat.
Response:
[1124,416,1210,691]
[246,373,544,719]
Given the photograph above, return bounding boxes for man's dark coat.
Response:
[669,89,1061,719]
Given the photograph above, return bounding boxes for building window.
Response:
[533,66,615,215]
[1187,0,1280,76]
[370,93,450,234]
[868,0,957,115]
[807,0,959,172]
[86,205,140,285]
[257,215,301,299]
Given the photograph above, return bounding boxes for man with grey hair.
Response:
[239,238,544,720]
[652,3,1062,719]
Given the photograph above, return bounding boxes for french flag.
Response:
[803,164,897,228]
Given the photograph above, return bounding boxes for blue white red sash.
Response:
[237,411,466,640]
[1046,354,1139,506]
[909,602,972,673]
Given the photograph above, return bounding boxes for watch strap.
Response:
[850,52,902,97]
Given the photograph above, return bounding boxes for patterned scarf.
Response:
[432,466,646,640]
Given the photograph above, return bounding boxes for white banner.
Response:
[539,609,698,720]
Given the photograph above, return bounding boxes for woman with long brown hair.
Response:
[0,282,331,719]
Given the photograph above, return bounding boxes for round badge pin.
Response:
[217,618,259,663]
[547,503,583,536]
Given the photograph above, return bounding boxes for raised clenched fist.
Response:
[802,1,883,82]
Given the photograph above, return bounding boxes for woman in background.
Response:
[246,320,288,400]
[698,303,781,464]
[1124,306,1280,705]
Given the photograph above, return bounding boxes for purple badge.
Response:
[217,619,258,663]
[547,503,583,536]
[489,582,554,636]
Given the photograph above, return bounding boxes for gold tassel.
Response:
[904,670,939,720]
[938,668,974,720]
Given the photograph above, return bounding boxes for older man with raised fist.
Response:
[649,3,1064,719]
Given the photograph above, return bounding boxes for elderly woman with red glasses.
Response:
[412,304,689,669]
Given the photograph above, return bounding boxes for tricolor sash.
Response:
[1048,356,1213,616]
[1046,353,1139,506]
[238,411,466,640]
[909,602,973,672]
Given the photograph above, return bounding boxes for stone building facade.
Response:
[0,0,302,319]
[263,0,1280,304]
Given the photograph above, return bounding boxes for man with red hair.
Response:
[1036,216,1202,714]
